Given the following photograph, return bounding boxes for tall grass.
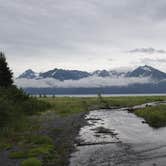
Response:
[40,96,166,116]
[135,105,166,128]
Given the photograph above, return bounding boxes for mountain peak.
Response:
[92,70,110,77]
[18,69,38,79]
[139,65,153,72]
[127,65,166,80]
[39,68,90,81]
[24,69,35,73]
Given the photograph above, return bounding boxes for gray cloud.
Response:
[128,48,166,54]
[140,58,166,64]
[1,0,166,74]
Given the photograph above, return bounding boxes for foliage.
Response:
[0,53,53,165]
[0,86,50,128]
[0,52,13,87]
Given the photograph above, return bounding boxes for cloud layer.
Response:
[15,76,151,88]
[1,0,166,74]
[128,48,166,54]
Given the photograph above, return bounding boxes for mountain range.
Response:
[18,65,166,81]
[15,65,166,94]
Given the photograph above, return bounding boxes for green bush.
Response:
[21,158,42,166]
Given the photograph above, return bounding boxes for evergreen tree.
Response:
[0,52,13,87]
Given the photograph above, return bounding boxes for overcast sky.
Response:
[1,0,166,76]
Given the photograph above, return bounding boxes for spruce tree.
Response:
[0,52,13,87]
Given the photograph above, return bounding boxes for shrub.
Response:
[0,86,50,128]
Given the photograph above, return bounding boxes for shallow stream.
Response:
[70,105,166,166]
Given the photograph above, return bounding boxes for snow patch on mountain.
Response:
[140,66,152,72]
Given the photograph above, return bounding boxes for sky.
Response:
[1,0,166,76]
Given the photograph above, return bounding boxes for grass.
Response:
[21,158,42,166]
[99,96,166,107]
[0,86,51,153]
[40,96,166,115]
[9,134,54,158]
[0,87,53,166]
[135,104,166,128]
[40,97,89,115]
[25,135,53,145]
[9,144,54,159]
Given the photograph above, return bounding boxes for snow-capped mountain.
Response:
[91,70,126,77]
[18,69,39,79]
[18,69,90,81]
[92,70,111,77]
[127,65,166,80]
[17,65,166,81]
[39,69,90,81]
[17,68,128,80]
[15,65,166,94]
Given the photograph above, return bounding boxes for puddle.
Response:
[70,108,166,166]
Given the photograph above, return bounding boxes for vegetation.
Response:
[40,96,166,115]
[0,86,51,163]
[97,96,166,107]
[9,145,54,159]
[0,52,13,87]
[21,158,42,166]
[0,53,50,127]
[135,105,166,128]
[0,86,50,127]
[0,53,51,166]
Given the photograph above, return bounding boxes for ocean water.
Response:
[41,93,166,97]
